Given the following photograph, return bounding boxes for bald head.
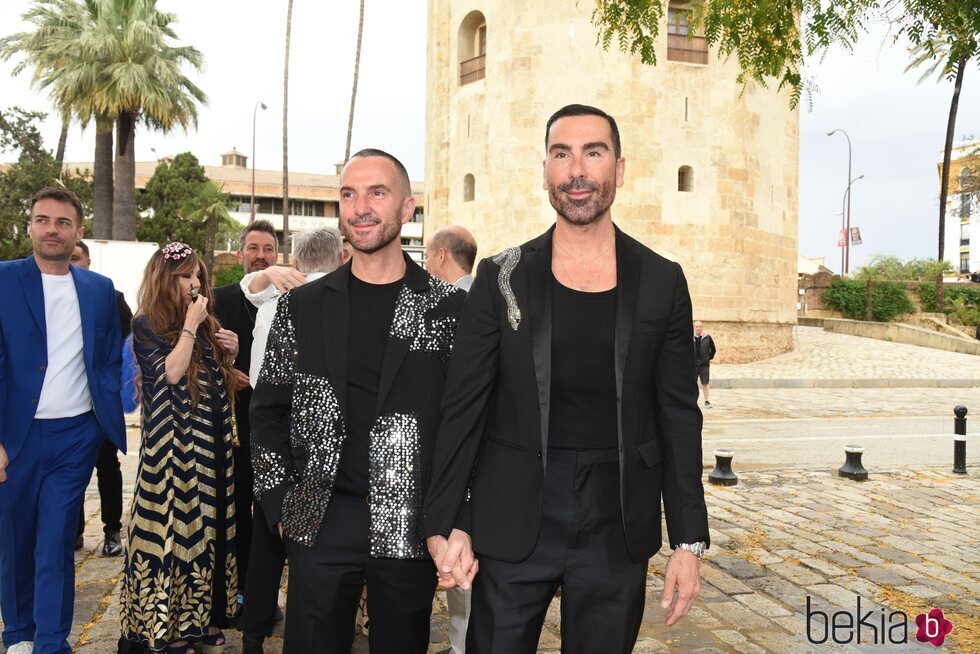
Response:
[425,225,478,285]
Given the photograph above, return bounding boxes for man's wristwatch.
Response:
[675,542,707,559]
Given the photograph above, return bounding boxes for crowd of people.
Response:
[0,103,710,654]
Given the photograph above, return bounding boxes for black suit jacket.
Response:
[213,281,257,441]
[116,290,133,339]
[250,256,466,556]
[424,226,710,563]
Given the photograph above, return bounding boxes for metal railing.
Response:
[460,54,486,85]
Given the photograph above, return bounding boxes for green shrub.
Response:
[213,264,244,287]
[822,279,914,322]
[917,284,980,316]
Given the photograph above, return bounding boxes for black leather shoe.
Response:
[242,632,264,654]
[75,534,84,551]
[102,531,123,557]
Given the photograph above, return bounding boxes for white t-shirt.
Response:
[35,272,93,418]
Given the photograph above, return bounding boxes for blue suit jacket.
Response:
[0,256,126,462]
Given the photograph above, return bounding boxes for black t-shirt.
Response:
[333,274,404,497]
[548,275,619,449]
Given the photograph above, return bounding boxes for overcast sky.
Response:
[1,1,978,273]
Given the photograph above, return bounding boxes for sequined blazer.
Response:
[250,256,465,557]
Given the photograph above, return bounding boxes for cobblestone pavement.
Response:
[712,326,980,384]
[4,329,978,653]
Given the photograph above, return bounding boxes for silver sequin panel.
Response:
[493,247,522,331]
[252,291,297,506]
[281,372,345,547]
[368,412,423,559]
[390,276,460,369]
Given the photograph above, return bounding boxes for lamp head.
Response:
[260,102,268,110]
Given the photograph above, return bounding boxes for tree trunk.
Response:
[205,211,217,284]
[936,55,967,312]
[282,0,294,264]
[55,116,69,169]
[345,0,365,162]
[92,122,114,239]
[112,112,137,241]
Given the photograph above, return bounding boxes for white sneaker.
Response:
[8,642,35,654]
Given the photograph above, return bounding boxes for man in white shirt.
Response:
[423,225,478,654]
[235,227,343,654]
[0,188,124,654]
[425,226,477,292]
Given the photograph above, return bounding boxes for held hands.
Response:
[660,548,701,626]
[0,443,8,483]
[426,529,478,590]
[231,369,250,391]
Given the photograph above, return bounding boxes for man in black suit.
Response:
[212,219,278,619]
[251,149,465,653]
[424,104,710,653]
[71,240,132,557]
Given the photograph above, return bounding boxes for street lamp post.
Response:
[840,174,865,276]
[250,101,268,223]
[828,129,853,276]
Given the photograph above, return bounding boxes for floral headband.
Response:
[162,242,193,261]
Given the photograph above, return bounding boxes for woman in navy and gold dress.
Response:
[120,243,240,654]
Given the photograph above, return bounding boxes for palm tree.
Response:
[183,180,232,280]
[0,0,114,237]
[906,36,975,312]
[95,0,206,241]
[282,0,294,264]
[345,0,365,162]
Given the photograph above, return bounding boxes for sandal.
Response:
[164,641,196,654]
[195,630,225,654]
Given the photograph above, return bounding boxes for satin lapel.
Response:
[525,235,553,459]
[71,266,95,370]
[615,230,640,419]
[321,272,350,414]
[22,256,46,338]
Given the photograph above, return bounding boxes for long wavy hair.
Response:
[135,248,237,408]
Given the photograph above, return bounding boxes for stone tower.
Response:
[424,1,800,361]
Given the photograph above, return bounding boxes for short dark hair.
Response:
[30,186,84,225]
[431,229,477,274]
[239,219,278,251]
[545,104,622,159]
[349,148,411,195]
[75,240,90,257]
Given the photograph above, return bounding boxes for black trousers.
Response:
[76,440,123,537]
[282,493,435,654]
[467,447,647,654]
[233,426,255,592]
[237,502,287,636]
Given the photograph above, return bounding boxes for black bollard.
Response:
[953,406,967,475]
[839,445,868,481]
[709,449,738,486]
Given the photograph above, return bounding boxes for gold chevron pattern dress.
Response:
[120,317,240,650]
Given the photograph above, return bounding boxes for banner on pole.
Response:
[838,229,847,247]
[850,227,862,245]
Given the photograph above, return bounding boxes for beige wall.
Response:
[426,0,800,361]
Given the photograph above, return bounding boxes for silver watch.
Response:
[675,542,707,559]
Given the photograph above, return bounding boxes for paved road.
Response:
[3,327,979,653]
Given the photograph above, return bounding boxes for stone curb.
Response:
[712,378,979,389]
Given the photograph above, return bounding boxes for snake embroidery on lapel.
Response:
[493,247,522,331]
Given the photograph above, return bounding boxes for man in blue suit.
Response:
[0,187,125,654]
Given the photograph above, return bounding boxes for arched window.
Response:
[458,11,487,85]
[463,174,475,202]
[678,166,694,192]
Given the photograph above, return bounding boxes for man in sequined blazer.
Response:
[250,149,466,654]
